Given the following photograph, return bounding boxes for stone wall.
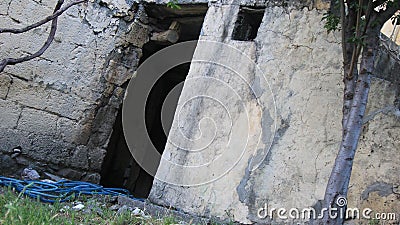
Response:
[148,1,400,224]
[0,0,149,181]
[1,0,399,223]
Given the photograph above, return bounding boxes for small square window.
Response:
[232,6,265,41]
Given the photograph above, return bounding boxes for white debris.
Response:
[40,179,56,183]
[132,207,145,216]
[109,204,120,211]
[116,205,132,215]
[72,203,85,211]
[60,205,70,213]
[132,207,150,218]
[21,168,40,180]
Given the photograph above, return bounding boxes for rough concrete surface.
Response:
[0,0,399,224]
[149,2,400,225]
[0,0,149,181]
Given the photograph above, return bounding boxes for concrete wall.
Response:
[0,0,149,181]
[148,1,400,224]
[0,0,399,223]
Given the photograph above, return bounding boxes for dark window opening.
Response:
[145,62,190,155]
[100,5,208,199]
[232,6,265,41]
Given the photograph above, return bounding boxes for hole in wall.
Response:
[232,6,265,41]
[100,4,208,198]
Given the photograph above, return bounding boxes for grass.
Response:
[0,187,180,225]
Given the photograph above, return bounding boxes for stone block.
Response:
[17,107,58,135]
[0,128,31,154]
[0,99,21,129]
[123,21,149,48]
[103,46,141,86]
[0,0,10,15]
[7,78,94,120]
[2,59,38,81]
[87,104,119,147]
[25,135,73,164]
[69,145,89,170]
[57,118,90,145]
[0,15,15,29]
[8,0,52,24]
[88,147,107,171]
[1,136,73,176]
[0,74,11,99]
[0,129,73,168]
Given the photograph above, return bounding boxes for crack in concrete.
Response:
[24,104,78,122]
[6,0,12,16]
[13,105,23,129]
[7,72,29,82]
[265,29,294,41]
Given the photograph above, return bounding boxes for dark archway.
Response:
[100,4,208,198]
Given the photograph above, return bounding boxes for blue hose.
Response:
[0,176,144,203]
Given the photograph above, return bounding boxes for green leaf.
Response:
[167,0,181,9]
[5,203,16,210]
[322,12,341,33]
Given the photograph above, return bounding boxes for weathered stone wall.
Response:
[1,0,399,223]
[148,1,400,224]
[0,0,149,181]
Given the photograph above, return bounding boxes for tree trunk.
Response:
[341,1,358,130]
[315,26,380,224]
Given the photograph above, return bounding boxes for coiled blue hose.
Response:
[0,176,144,203]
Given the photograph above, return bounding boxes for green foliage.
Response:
[167,0,181,9]
[322,12,341,33]
[368,218,380,225]
[348,1,359,10]
[162,215,177,224]
[348,34,367,46]
[370,19,381,28]
[0,187,181,225]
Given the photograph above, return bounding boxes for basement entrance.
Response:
[100,4,208,198]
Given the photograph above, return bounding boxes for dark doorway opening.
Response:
[232,6,265,41]
[100,4,208,198]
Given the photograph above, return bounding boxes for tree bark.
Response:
[316,25,380,224]
[341,0,358,130]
